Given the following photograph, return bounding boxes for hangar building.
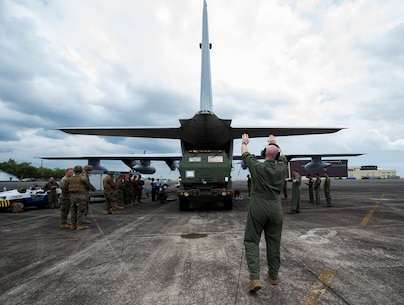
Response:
[347,165,398,179]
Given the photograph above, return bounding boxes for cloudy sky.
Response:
[1,0,403,179]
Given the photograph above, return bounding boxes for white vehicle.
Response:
[0,186,61,211]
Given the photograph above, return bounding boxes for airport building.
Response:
[290,160,349,178]
[347,165,398,179]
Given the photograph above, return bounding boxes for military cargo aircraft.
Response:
[286,154,363,170]
[40,1,362,210]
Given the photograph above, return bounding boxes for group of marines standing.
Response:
[58,166,144,231]
[59,165,95,231]
[103,172,145,214]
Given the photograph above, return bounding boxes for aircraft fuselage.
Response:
[179,111,232,153]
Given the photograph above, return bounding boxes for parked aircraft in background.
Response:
[40,1,361,209]
[235,153,364,176]
[41,154,180,175]
[287,154,363,170]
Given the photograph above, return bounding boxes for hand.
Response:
[268,134,276,145]
[241,133,249,144]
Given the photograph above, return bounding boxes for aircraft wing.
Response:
[285,153,364,161]
[58,127,183,139]
[58,126,342,139]
[232,153,364,161]
[231,127,343,138]
[39,153,183,173]
[40,153,182,161]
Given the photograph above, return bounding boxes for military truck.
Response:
[176,149,233,211]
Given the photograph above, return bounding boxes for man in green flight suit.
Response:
[314,173,321,205]
[289,169,301,214]
[323,172,332,207]
[241,133,288,293]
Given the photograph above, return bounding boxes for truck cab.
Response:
[176,150,233,211]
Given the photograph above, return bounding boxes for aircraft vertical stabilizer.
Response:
[200,0,213,113]
[49,0,356,180]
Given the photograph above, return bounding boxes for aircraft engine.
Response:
[132,164,156,174]
[304,161,332,170]
[121,159,156,174]
[165,160,179,171]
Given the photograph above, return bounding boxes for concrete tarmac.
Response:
[0,179,403,305]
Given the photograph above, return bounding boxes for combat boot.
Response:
[268,275,279,285]
[248,280,262,293]
[76,225,89,231]
[70,224,77,231]
[60,223,70,229]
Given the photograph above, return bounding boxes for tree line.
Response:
[0,159,66,180]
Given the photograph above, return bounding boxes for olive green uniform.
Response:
[314,177,321,204]
[103,175,118,213]
[291,173,301,213]
[307,177,314,203]
[43,180,59,208]
[242,152,287,281]
[115,176,125,208]
[59,175,71,225]
[324,176,331,206]
[69,174,96,226]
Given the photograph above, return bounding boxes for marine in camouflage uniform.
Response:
[136,175,144,203]
[103,171,119,214]
[123,173,132,207]
[130,175,137,204]
[241,134,287,293]
[115,175,125,208]
[69,166,96,231]
[59,168,73,229]
[43,177,60,208]
[83,165,94,223]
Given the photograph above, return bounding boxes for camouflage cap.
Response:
[73,165,83,172]
[84,165,93,171]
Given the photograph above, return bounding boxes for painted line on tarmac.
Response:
[359,194,384,227]
[299,269,337,305]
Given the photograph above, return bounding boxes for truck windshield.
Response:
[189,157,201,162]
[208,156,223,163]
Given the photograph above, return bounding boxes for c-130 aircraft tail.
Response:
[45,0,344,210]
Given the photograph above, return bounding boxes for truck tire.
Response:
[223,198,233,210]
[179,198,190,211]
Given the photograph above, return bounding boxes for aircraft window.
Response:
[208,156,223,163]
[189,157,201,162]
